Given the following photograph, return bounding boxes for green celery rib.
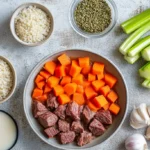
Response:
[139,62,150,79]
[142,79,150,88]
[141,46,150,61]
[128,36,150,57]
[121,9,150,34]
[124,54,140,64]
[119,21,150,55]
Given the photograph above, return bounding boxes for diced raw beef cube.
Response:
[95,110,112,124]
[38,112,58,128]
[66,102,80,121]
[54,105,67,120]
[47,93,59,110]
[58,120,70,132]
[78,105,84,118]
[89,119,105,136]
[32,101,48,118]
[71,121,84,133]
[82,106,95,124]
[59,131,76,144]
[77,131,93,146]
[44,127,59,138]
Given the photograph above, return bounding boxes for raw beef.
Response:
[71,121,84,133]
[54,105,67,120]
[47,93,59,110]
[58,119,70,132]
[44,127,59,138]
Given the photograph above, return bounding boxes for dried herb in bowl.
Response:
[74,0,112,33]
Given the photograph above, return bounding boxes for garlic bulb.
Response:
[125,134,148,150]
[130,103,150,129]
[145,126,150,140]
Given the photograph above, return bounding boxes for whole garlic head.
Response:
[130,103,150,129]
[125,134,148,150]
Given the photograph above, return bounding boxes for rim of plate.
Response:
[23,49,128,150]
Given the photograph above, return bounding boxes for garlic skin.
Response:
[125,134,148,150]
[145,126,150,140]
[130,103,150,129]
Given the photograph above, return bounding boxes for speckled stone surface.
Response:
[0,0,150,150]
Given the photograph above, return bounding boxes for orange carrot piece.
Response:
[72,74,84,85]
[32,88,43,99]
[76,85,84,94]
[35,75,45,84]
[58,94,70,105]
[97,73,104,80]
[60,76,71,86]
[109,103,120,115]
[88,102,100,112]
[104,73,117,88]
[92,62,104,75]
[73,93,85,105]
[69,63,82,77]
[99,85,110,97]
[40,70,51,79]
[65,64,71,75]
[47,76,60,88]
[58,54,71,66]
[36,81,45,90]
[72,60,79,66]
[85,86,97,100]
[44,61,56,75]
[81,66,91,75]
[44,84,52,93]
[35,94,48,102]
[53,85,64,96]
[55,65,66,78]
[91,95,108,108]
[88,73,96,82]
[103,102,110,110]
[64,83,77,96]
[107,90,118,103]
[82,81,91,88]
[92,80,105,92]
[78,57,90,68]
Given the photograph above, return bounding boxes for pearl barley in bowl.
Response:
[10,3,54,46]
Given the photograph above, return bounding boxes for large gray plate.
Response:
[23,49,128,150]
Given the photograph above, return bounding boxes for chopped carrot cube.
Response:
[69,64,82,77]
[44,84,52,93]
[53,85,64,96]
[72,74,84,85]
[44,61,56,75]
[88,102,100,112]
[36,81,45,90]
[55,65,66,78]
[76,85,84,94]
[109,103,120,115]
[60,76,71,86]
[100,85,110,97]
[103,102,110,110]
[85,86,97,100]
[92,80,105,91]
[32,88,43,99]
[64,83,77,96]
[35,94,48,102]
[40,70,51,79]
[88,73,96,82]
[82,81,91,88]
[92,62,104,75]
[107,90,118,103]
[73,93,85,105]
[104,73,117,88]
[78,57,90,68]
[58,54,71,66]
[47,76,60,88]
[81,66,91,75]
[97,73,104,80]
[35,75,45,84]
[58,94,70,105]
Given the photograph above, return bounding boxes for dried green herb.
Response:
[74,0,112,33]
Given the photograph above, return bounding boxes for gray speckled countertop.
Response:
[1,0,150,150]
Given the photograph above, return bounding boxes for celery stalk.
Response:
[141,46,150,61]
[124,54,140,64]
[128,36,150,57]
[119,22,150,55]
[139,62,150,79]
[121,9,150,34]
[142,79,150,88]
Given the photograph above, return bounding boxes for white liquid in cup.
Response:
[0,112,17,150]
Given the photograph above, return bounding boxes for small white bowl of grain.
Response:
[10,3,54,46]
[0,56,17,104]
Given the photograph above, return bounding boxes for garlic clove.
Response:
[145,126,150,140]
[137,103,150,125]
[125,134,148,150]
[130,108,147,129]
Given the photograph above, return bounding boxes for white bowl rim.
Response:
[23,49,128,150]
[10,2,54,47]
[0,56,17,104]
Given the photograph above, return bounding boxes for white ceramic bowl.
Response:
[10,3,54,47]
[23,49,128,149]
[0,56,17,104]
